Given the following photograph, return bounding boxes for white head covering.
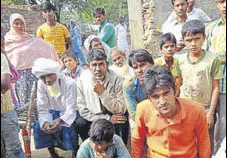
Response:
[84,35,100,52]
[32,58,61,78]
[9,13,26,29]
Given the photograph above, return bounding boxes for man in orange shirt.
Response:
[131,65,211,158]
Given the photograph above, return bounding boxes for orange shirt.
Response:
[131,98,211,158]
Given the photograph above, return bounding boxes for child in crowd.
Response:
[77,119,131,158]
[177,20,223,155]
[155,33,182,97]
[61,52,83,80]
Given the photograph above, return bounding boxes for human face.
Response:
[132,61,152,83]
[148,87,177,118]
[63,56,77,72]
[160,41,176,59]
[94,13,106,24]
[187,0,195,7]
[91,141,109,153]
[13,19,25,35]
[42,9,55,21]
[216,0,226,19]
[40,73,57,86]
[91,40,103,50]
[89,60,107,81]
[183,33,204,56]
[111,51,125,67]
[173,0,188,17]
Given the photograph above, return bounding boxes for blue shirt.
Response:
[123,77,147,121]
[77,134,131,158]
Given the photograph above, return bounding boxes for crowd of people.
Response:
[1,0,226,158]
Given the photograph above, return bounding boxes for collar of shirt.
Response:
[100,20,108,28]
[216,17,226,26]
[132,78,142,92]
[159,56,175,69]
[172,16,191,26]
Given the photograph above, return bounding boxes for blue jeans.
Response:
[1,110,25,158]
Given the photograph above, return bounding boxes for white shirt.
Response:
[115,23,129,52]
[162,16,193,44]
[37,75,78,129]
[77,69,126,122]
[166,8,211,24]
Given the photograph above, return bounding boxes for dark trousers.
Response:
[75,113,129,145]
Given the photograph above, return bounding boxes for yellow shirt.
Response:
[155,56,182,88]
[36,23,70,55]
[1,53,14,114]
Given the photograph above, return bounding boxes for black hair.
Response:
[181,20,205,39]
[93,7,106,17]
[171,0,188,5]
[60,52,77,62]
[128,49,154,68]
[89,37,102,50]
[143,65,175,95]
[159,33,177,49]
[89,119,115,143]
[41,1,54,11]
[87,48,107,62]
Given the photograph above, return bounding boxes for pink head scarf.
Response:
[4,13,59,70]
[5,13,31,43]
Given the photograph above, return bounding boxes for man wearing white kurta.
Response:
[115,17,129,53]
[32,58,78,157]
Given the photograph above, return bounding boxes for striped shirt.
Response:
[204,18,226,93]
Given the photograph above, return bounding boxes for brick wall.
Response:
[1,3,44,36]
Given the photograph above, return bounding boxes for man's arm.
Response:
[99,76,126,114]
[131,103,146,158]
[196,107,211,158]
[100,24,115,43]
[207,80,220,128]
[77,79,110,122]
[123,81,138,121]
[36,80,53,130]
[59,79,77,127]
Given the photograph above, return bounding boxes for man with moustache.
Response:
[76,48,129,145]
[131,66,211,158]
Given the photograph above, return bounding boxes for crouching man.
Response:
[32,58,79,158]
[131,65,211,158]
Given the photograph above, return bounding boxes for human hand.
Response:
[94,80,105,95]
[51,118,62,129]
[95,151,110,158]
[43,121,58,134]
[110,113,127,124]
[206,112,214,129]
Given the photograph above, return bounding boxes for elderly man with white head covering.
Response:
[84,35,112,65]
[32,58,79,158]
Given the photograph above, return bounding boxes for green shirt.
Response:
[98,20,116,48]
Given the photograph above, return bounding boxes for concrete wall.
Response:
[127,0,220,56]
[1,3,44,36]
